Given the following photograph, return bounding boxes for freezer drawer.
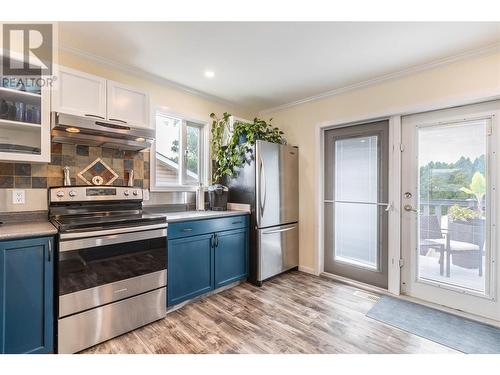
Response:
[257,223,299,281]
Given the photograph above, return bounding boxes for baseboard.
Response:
[298,265,316,275]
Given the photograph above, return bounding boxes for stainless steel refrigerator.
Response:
[226,140,299,286]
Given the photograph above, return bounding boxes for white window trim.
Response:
[150,109,209,192]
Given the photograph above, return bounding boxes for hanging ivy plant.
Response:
[209,113,286,183]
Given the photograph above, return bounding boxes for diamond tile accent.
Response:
[77,157,118,186]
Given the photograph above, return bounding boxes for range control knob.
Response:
[56,191,65,198]
[133,190,138,196]
[124,190,130,196]
[69,190,77,197]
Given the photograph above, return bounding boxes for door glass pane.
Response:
[185,125,200,184]
[334,135,379,269]
[155,114,181,185]
[334,202,378,268]
[335,136,378,202]
[418,120,487,293]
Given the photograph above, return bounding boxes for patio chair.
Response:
[419,215,446,276]
[446,219,485,277]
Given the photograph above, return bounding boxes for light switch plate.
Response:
[12,189,25,204]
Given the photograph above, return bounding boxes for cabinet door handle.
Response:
[214,233,219,248]
[210,235,213,249]
[48,240,52,262]
[232,220,242,224]
[84,113,105,119]
[181,228,193,232]
[108,118,128,124]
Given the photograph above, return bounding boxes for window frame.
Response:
[150,109,209,192]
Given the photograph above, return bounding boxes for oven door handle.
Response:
[59,222,168,240]
[59,227,167,253]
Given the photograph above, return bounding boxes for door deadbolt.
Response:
[404,192,412,199]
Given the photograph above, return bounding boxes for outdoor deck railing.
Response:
[419,198,476,217]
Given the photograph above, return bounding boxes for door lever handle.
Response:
[385,202,392,212]
[404,204,418,213]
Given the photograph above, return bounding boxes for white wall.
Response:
[261,50,500,274]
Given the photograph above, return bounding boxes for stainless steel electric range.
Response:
[49,186,167,353]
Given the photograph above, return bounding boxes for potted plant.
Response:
[208,112,231,211]
[208,113,287,210]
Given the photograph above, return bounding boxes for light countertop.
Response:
[0,210,249,241]
[0,221,57,241]
[145,209,249,223]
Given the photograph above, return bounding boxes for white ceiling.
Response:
[59,22,500,112]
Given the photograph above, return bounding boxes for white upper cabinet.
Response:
[106,80,150,128]
[52,66,107,119]
[52,67,150,128]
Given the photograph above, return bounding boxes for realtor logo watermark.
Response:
[1,23,57,88]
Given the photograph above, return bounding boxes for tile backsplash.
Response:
[0,143,150,189]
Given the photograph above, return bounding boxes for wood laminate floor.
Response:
[82,271,457,354]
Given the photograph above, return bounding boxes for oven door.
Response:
[58,226,167,317]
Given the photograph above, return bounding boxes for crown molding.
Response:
[59,44,255,115]
[259,42,500,115]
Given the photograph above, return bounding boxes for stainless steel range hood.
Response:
[51,112,155,151]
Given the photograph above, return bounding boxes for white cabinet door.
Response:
[52,66,107,119]
[106,80,149,128]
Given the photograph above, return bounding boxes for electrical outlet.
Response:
[12,189,25,205]
[143,189,150,201]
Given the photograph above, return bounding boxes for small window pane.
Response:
[185,125,200,184]
[155,115,181,185]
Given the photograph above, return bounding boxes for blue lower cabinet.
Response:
[167,233,214,306]
[0,236,54,354]
[167,216,249,307]
[214,228,248,289]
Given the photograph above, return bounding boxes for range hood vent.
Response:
[51,112,155,151]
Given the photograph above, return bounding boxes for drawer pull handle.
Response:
[113,288,128,294]
[181,228,193,232]
[232,221,242,224]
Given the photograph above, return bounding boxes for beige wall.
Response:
[262,51,500,273]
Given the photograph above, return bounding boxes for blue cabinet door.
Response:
[0,237,54,354]
[167,233,214,306]
[214,228,249,289]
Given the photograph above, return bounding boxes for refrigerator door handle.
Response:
[261,157,266,216]
[258,156,267,219]
[262,226,297,235]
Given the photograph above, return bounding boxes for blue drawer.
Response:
[168,214,249,239]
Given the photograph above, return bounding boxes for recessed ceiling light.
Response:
[65,127,80,133]
[204,71,215,78]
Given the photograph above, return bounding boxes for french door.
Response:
[324,121,389,289]
[401,101,500,320]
